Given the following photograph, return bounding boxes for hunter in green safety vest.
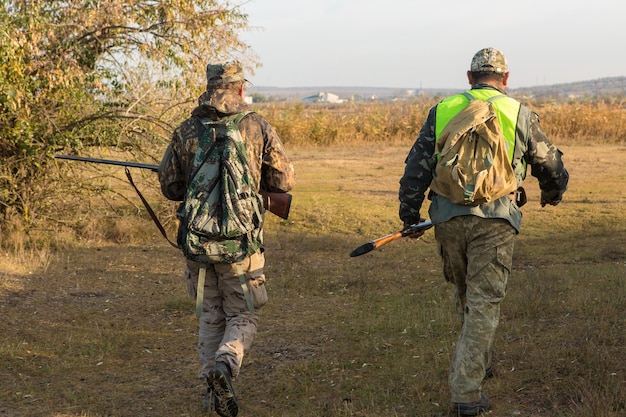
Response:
[399,48,570,416]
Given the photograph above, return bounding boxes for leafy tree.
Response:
[0,0,256,230]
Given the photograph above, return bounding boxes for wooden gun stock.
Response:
[261,191,292,220]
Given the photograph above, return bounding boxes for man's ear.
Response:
[467,71,474,85]
[502,72,510,87]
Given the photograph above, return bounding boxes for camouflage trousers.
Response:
[435,216,515,403]
[184,250,267,380]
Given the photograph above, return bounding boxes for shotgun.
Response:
[349,220,433,257]
[54,154,292,220]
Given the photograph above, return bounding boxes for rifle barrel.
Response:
[55,154,159,172]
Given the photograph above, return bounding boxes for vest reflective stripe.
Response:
[435,89,521,162]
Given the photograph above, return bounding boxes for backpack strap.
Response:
[463,91,507,103]
[188,120,219,183]
[232,110,253,124]
[228,111,264,230]
[195,265,207,317]
[487,94,506,103]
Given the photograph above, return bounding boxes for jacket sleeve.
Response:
[524,111,569,204]
[158,128,188,202]
[399,106,437,225]
[262,129,295,192]
[243,114,295,193]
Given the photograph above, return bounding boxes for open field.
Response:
[1,144,625,417]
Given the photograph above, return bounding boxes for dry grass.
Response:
[2,98,624,245]
[255,98,626,146]
[1,141,625,417]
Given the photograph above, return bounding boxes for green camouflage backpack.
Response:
[177,111,264,264]
[430,93,518,206]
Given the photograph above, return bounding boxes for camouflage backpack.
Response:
[177,111,264,264]
[430,93,518,206]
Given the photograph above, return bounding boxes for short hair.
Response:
[470,71,506,84]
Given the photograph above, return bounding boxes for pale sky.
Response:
[239,0,625,90]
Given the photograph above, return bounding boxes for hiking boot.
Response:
[451,393,490,416]
[207,362,238,417]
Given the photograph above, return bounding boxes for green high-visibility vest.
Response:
[435,89,521,162]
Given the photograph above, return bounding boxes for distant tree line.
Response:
[512,76,626,100]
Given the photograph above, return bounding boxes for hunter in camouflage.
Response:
[158,61,295,417]
[398,48,568,416]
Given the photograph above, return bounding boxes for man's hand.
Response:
[403,218,428,239]
[541,198,560,207]
[541,190,563,207]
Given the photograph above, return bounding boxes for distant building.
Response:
[302,91,345,104]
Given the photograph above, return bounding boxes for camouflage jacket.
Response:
[399,85,569,232]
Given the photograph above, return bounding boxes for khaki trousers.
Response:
[184,250,267,379]
[435,216,515,403]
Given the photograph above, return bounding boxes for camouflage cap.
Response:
[206,61,246,86]
[470,48,508,73]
